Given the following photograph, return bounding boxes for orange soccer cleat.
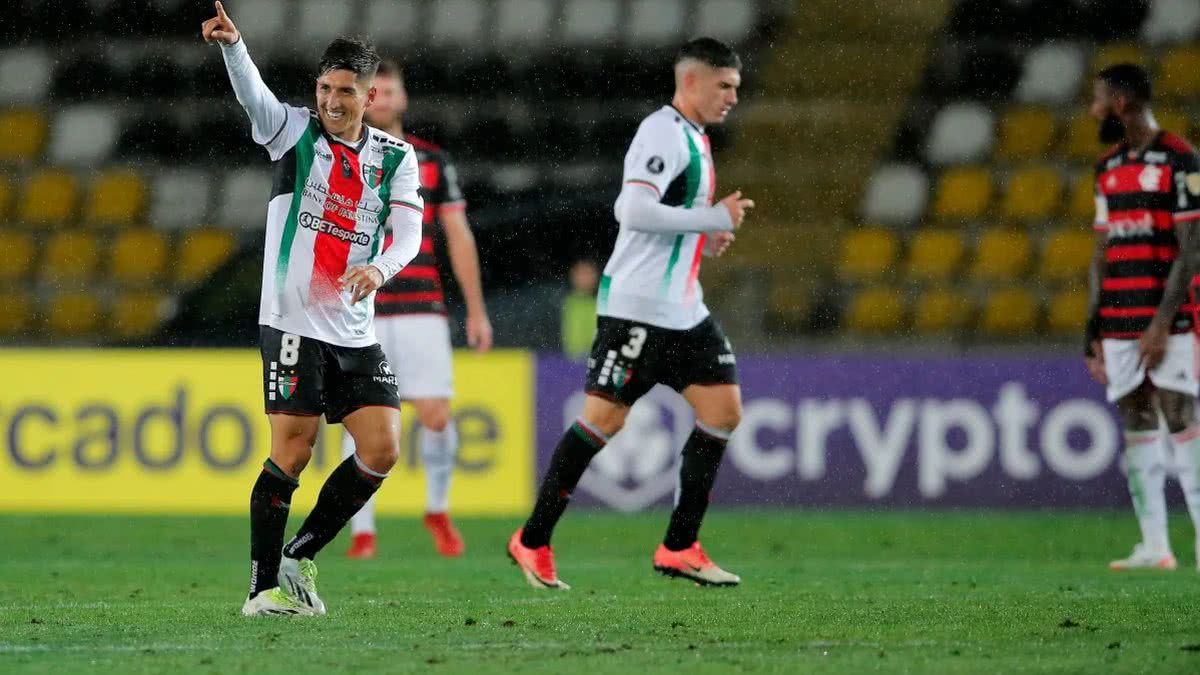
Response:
[346,532,377,560]
[653,541,741,586]
[424,512,465,557]
[507,528,570,590]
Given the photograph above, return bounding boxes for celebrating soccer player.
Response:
[202,2,424,615]
[507,38,753,589]
[1083,64,1200,571]
[341,60,493,560]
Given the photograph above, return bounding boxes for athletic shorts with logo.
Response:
[585,316,738,406]
[1102,333,1199,403]
[260,325,400,423]
[375,315,454,400]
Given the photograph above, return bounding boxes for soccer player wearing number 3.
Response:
[508,38,752,589]
[203,2,423,616]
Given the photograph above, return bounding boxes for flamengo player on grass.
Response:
[203,3,424,616]
[1083,64,1200,571]
[342,60,494,559]
[507,38,753,589]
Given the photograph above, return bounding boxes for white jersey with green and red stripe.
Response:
[601,105,724,330]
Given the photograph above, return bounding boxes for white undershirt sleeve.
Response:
[220,38,309,161]
[370,151,425,282]
[615,184,733,233]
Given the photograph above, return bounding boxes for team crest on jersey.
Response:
[1139,164,1163,192]
[363,163,384,189]
[612,366,633,389]
[278,373,298,400]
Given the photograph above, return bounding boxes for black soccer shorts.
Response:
[259,326,400,424]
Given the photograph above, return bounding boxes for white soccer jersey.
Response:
[222,39,423,348]
[601,105,726,330]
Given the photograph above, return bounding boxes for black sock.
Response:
[284,455,384,561]
[663,425,729,551]
[249,458,299,598]
[520,421,606,548]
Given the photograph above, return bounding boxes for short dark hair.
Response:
[676,37,741,70]
[1098,63,1152,104]
[317,36,381,81]
[376,59,403,83]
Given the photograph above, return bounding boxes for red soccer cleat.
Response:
[653,541,740,586]
[507,528,570,590]
[346,532,377,560]
[424,512,465,557]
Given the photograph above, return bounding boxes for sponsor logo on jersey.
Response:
[1105,213,1155,239]
[1144,151,1168,164]
[340,154,353,179]
[718,353,737,365]
[298,212,371,246]
[373,360,397,386]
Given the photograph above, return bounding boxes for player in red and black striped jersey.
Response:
[341,59,494,559]
[1083,64,1200,571]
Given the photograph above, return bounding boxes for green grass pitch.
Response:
[2,511,1200,673]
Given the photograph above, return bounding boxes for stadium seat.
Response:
[1015,43,1085,104]
[48,105,119,165]
[429,0,487,46]
[562,0,621,45]
[18,169,76,225]
[971,228,1031,281]
[1067,170,1099,220]
[996,108,1055,161]
[627,0,686,46]
[860,164,929,226]
[495,0,554,46]
[1000,167,1062,222]
[845,287,906,334]
[233,0,288,43]
[1039,228,1095,283]
[41,231,100,285]
[177,228,237,285]
[365,0,420,45]
[0,49,52,103]
[0,290,31,335]
[149,169,211,230]
[926,102,995,166]
[838,227,900,282]
[298,0,353,43]
[906,229,966,282]
[110,229,167,286]
[0,172,10,214]
[44,292,101,337]
[1047,288,1088,334]
[695,0,759,45]
[1155,108,1191,138]
[0,108,46,161]
[1142,0,1200,46]
[979,288,1039,336]
[1091,44,1147,76]
[932,167,991,220]
[766,280,811,328]
[1062,112,1103,161]
[0,230,35,282]
[1158,47,1200,100]
[84,169,146,226]
[912,288,971,334]
[217,169,272,229]
[110,292,165,339]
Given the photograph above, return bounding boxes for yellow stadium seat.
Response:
[844,286,906,333]
[0,173,12,215]
[996,108,1055,161]
[0,290,31,335]
[1091,44,1147,76]
[84,169,146,226]
[1155,108,1191,139]
[1001,167,1062,222]
[177,228,237,285]
[932,167,992,220]
[0,109,47,162]
[110,229,167,286]
[767,280,811,327]
[1158,47,1200,101]
[40,231,100,285]
[838,226,900,282]
[912,288,971,334]
[0,230,36,282]
[110,293,165,338]
[1047,288,1088,334]
[1067,171,1098,220]
[45,292,101,337]
[1040,228,1096,283]
[1062,113,1103,162]
[18,169,76,225]
[971,228,1032,281]
[906,229,966,281]
[980,287,1039,336]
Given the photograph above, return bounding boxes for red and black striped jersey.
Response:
[1094,130,1200,340]
[375,135,466,316]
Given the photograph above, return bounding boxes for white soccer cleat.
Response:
[1109,543,1177,571]
[278,556,327,614]
[240,587,316,616]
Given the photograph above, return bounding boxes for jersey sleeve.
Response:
[433,151,466,212]
[1093,183,1108,231]
[372,149,425,282]
[220,38,310,161]
[621,116,684,201]
[1173,151,1200,224]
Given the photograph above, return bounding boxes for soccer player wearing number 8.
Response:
[508,38,753,590]
[202,2,423,616]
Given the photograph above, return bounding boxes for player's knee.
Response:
[698,403,742,434]
[419,405,452,432]
[1160,394,1196,433]
[357,436,400,473]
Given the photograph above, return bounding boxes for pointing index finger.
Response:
[216,1,228,20]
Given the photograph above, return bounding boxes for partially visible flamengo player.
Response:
[507,38,753,589]
[342,60,493,559]
[203,2,423,616]
[1083,63,1200,571]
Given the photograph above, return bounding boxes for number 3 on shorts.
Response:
[280,333,301,366]
[621,326,647,359]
